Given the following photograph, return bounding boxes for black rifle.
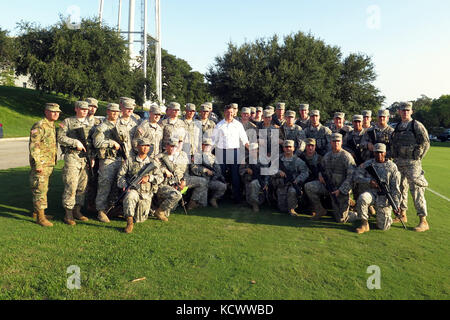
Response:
[160,155,188,215]
[347,135,364,165]
[73,127,94,176]
[317,163,339,208]
[279,159,302,196]
[105,161,157,215]
[201,161,226,183]
[365,164,407,229]
[111,126,128,161]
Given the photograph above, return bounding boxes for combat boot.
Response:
[97,210,110,223]
[124,216,134,234]
[289,208,300,217]
[312,205,327,220]
[73,205,89,221]
[393,210,407,224]
[64,208,76,226]
[251,203,260,213]
[414,216,429,232]
[368,205,376,216]
[154,208,168,222]
[187,199,199,211]
[32,212,54,220]
[348,198,356,208]
[209,198,219,208]
[36,209,53,227]
[356,220,370,234]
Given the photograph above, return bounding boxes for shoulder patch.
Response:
[59,123,65,128]
[30,128,38,135]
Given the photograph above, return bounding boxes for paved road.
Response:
[0,138,30,170]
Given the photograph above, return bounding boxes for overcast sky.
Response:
[2,0,450,107]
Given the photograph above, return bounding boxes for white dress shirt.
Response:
[213,119,249,149]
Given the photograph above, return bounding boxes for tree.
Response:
[0,28,17,86]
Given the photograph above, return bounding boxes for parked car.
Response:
[437,129,450,142]
[429,134,439,142]
[134,110,149,121]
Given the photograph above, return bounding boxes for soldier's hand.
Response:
[179,179,186,190]
[263,185,268,191]
[206,169,214,176]
[331,190,340,197]
[370,180,380,190]
[113,142,121,150]
[279,171,286,178]
[140,176,150,184]
[75,141,86,152]
[319,174,325,185]
[91,159,95,168]
[247,168,253,175]
[165,171,173,178]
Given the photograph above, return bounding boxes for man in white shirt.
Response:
[213,104,250,203]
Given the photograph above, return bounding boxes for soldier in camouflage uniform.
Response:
[190,138,227,208]
[117,138,164,233]
[361,109,394,161]
[58,101,96,225]
[29,103,61,227]
[298,138,322,213]
[329,112,352,140]
[295,104,310,129]
[272,140,310,216]
[303,110,332,156]
[240,107,258,145]
[305,133,356,223]
[199,103,216,140]
[93,103,128,223]
[362,110,374,130]
[280,110,306,156]
[343,115,366,166]
[391,102,430,232]
[118,99,140,158]
[160,102,187,147]
[251,106,263,127]
[272,102,286,127]
[119,97,141,122]
[132,105,163,158]
[183,103,203,160]
[258,109,280,156]
[353,143,401,234]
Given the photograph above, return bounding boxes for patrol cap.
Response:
[204,102,213,108]
[263,110,273,118]
[362,110,372,117]
[305,138,316,146]
[331,133,343,141]
[85,98,98,108]
[400,102,413,110]
[241,107,251,114]
[374,143,387,153]
[285,110,296,118]
[230,103,238,109]
[107,103,120,112]
[378,109,390,117]
[168,102,181,110]
[256,107,263,112]
[250,107,256,114]
[276,102,286,110]
[334,112,345,119]
[122,99,135,109]
[185,103,196,111]
[352,115,363,122]
[119,97,135,104]
[150,105,162,114]
[249,143,259,150]
[265,105,274,112]
[202,138,213,145]
[200,104,211,112]
[75,101,89,109]
[283,140,295,147]
[45,103,61,112]
[310,110,320,116]
[167,137,179,146]
[298,104,309,110]
[137,138,152,146]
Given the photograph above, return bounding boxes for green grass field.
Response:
[0,146,449,300]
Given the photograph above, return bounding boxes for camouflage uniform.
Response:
[353,158,401,230]
[258,122,280,156]
[117,155,163,223]
[343,128,367,166]
[160,117,187,147]
[239,154,272,208]
[183,118,203,157]
[29,117,58,212]
[361,124,394,160]
[280,123,306,155]
[391,119,430,217]
[303,123,332,156]
[132,121,163,158]
[329,123,353,140]
[117,116,140,157]
[86,114,103,210]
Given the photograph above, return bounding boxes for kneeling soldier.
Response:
[353,143,401,234]
[117,138,163,233]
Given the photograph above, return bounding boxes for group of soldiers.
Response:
[29,98,430,234]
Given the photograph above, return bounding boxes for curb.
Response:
[0,137,29,142]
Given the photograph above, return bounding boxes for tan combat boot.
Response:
[414,216,429,232]
[64,208,76,226]
[393,210,407,224]
[187,199,199,211]
[289,208,300,217]
[368,205,376,216]
[32,212,54,220]
[36,209,53,227]
[251,203,260,213]
[124,216,134,234]
[154,208,168,222]
[97,210,110,223]
[209,198,219,208]
[312,204,327,220]
[73,205,89,221]
[356,220,370,234]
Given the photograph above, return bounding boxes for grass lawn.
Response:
[0,145,449,300]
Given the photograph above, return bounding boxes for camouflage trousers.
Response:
[96,157,123,212]
[86,159,99,209]
[305,180,350,223]
[396,161,428,217]
[245,179,265,206]
[123,189,153,223]
[276,185,299,213]
[30,166,54,211]
[185,175,209,207]
[61,154,89,210]
[156,185,182,214]
[208,179,227,200]
[357,191,393,230]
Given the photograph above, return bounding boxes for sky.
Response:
[1,0,450,107]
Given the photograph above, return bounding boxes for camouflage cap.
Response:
[122,99,135,109]
[168,102,181,110]
[374,143,387,153]
[249,143,259,150]
[265,105,274,112]
[202,138,213,145]
[378,109,390,117]
[107,103,120,112]
[137,138,152,146]
[85,98,98,107]
[334,112,345,119]
[283,140,295,147]
[309,110,320,116]
[250,107,256,113]
[204,102,213,108]
[200,104,211,112]
[75,101,89,109]
[276,102,286,110]
[256,106,263,112]
[167,137,179,146]
[263,110,273,118]
[298,104,309,110]
[230,103,238,109]
[185,103,196,111]
[119,97,135,104]
[241,107,251,114]
[150,105,162,114]
[305,138,316,146]
[400,102,413,110]
[45,103,61,112]
[285,110,296,118]
[362,110,372,117]
[331,133,343,141]
[353,115,363,122]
